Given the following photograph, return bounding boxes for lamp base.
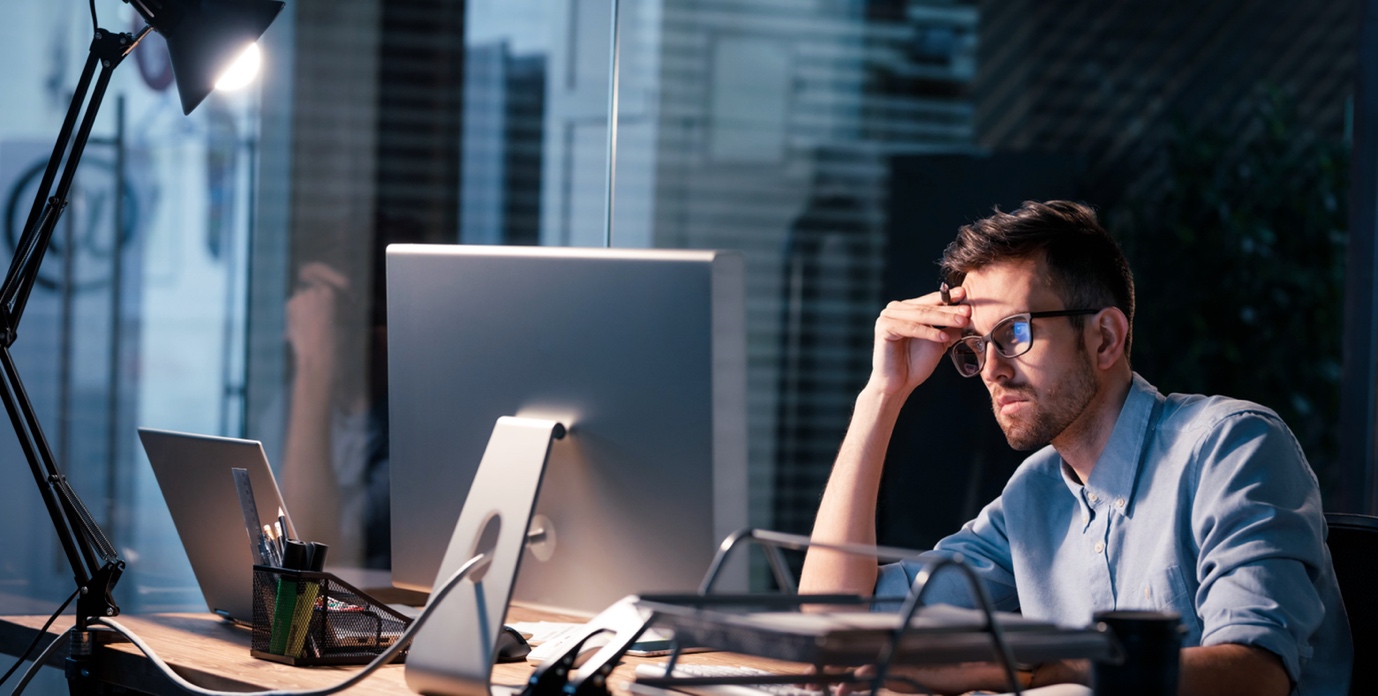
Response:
[63,629,97,696]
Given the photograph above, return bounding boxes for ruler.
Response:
[232,467,264,565]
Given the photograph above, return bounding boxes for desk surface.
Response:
[0,606,809,696]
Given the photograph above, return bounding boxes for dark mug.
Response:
[1092,610,1185,696]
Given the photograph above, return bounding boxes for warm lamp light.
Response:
[127,0,285,113]
[2,0,281,690]
[214,42,263,91]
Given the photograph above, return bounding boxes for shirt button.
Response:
[1088,492,1099,503]
[1094,541,1105,554]
[1143,587,1151,599]
[1081,513,1089,524]
[1115,498,1126,508]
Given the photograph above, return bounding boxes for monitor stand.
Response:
[405,416,566,696]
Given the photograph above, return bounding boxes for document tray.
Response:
[635,595,1111,667]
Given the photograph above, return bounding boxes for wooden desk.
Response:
[0,606,808,695]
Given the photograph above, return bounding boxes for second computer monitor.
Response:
[386,244,748,613]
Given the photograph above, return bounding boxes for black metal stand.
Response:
[0,24,150,695]
[541,529,1050,696]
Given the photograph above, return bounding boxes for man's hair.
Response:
[940,200,1136,357]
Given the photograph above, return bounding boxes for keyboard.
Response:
[524,623,607,663]
[633,663,823,696]
[517,620,683,664]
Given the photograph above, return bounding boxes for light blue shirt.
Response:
[876,374,1352,695]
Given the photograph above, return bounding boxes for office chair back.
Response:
[1326,512,1378,696]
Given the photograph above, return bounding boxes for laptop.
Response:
[138,427,298,624]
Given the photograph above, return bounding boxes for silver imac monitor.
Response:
[386,244,748,613]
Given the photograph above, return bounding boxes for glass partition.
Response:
[0,1,1361,641]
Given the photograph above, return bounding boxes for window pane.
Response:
[0,4,265,612]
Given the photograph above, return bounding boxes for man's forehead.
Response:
[961,260,1059,327]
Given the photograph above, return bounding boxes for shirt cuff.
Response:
[873,561,913,611]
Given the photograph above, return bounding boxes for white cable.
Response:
[85,553,485,696]
[10,631,69,696]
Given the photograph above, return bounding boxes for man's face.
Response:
[960,259,1098,450]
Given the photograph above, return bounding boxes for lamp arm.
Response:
[0,346,109,601]
[2,26,150,329]
[5,51,99,300]
[0,26,150,629]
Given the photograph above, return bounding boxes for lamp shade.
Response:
[129,0,286,115]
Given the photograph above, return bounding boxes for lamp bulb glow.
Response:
[214,43,263,91]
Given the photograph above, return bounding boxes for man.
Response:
[799,201,1351,695]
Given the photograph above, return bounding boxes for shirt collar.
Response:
[1061,372,1161,518]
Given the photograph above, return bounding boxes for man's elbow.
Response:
[798,548,877,597]
[1178,643,1290,696]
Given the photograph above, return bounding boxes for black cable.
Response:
[88,0,98,33]
[0,588,78,689]
[11,631,69,696]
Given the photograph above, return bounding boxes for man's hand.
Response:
[285,261,350,379]
[868,285,971,397]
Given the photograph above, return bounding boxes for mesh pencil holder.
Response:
[251,565,413,666]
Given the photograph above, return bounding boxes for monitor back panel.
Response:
[387,245,748,612]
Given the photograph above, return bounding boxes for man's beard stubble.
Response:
[993,344,1098,451]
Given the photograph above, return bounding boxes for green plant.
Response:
[1115,88,1348,496]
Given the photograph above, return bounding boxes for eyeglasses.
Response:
[949,309,1102,378]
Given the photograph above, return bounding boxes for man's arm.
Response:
[840,643,1285,695]
[798,385,907,596]
[280,263,350,549]
[1030,644,1287,696]
[1178,644,1289,696]
[1188,411,1337,692]
[798,288,971,596]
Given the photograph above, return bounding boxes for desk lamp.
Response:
[3,0,282,690]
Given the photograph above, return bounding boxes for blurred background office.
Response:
[0,0,1366,634]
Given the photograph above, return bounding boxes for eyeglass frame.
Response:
[948,308,1103,378]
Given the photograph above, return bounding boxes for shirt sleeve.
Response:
[1189,410,1329,684]
[875,495,1019,613]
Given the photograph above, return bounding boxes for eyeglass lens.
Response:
[950,315,1034,377]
